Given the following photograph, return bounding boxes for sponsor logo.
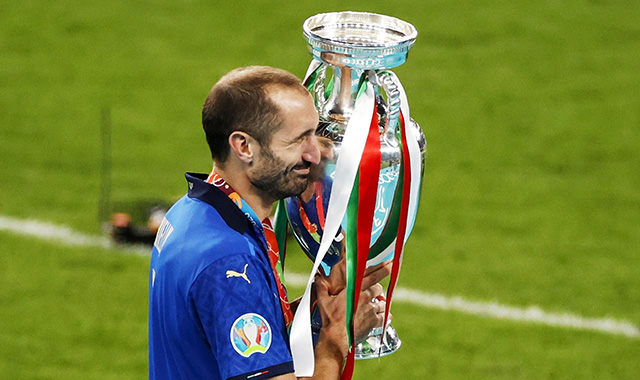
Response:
[230,313,272,357]
[226,263,251,284]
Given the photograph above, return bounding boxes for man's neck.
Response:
[212,164,274,221]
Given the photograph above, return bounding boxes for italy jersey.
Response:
[149,173,294,380]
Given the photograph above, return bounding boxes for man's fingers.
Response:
[361,261,392,289]
[359,283,384,305]
[372,299,386,314]
[323,258,347,294]
[313,275,330,299]
[322,260,391,294]
[364,260,391,277]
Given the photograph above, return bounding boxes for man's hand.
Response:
[317,258,392,344]
[276,260,392,380]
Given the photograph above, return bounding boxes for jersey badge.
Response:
[153,217,173,254]
[230,313,272,357]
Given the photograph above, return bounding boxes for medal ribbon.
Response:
[262,217,294,329]
[206,171,294,328]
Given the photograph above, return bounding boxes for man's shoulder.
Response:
[167,194,234,233]
[164,196,251,254]
[151,198,252,277]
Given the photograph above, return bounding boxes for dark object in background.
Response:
[108,203,167,246]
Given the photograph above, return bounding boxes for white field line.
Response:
[1,214,639,339]
[0,215,148,255]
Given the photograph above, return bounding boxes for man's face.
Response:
[309,136,335,183]
[248,87,321,201]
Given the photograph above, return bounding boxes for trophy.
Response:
[284,11,426,376]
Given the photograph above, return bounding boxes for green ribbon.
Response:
[273,200,288,286]
[344,171,360,347]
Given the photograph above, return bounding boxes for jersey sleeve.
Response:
[189,252,294,380]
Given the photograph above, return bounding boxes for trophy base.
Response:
[354,324,401,360]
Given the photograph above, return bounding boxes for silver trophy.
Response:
[285,12,426,359]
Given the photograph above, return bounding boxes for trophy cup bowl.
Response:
[303,11,417,70]
[286,11,425,360]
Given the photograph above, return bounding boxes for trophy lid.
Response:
[303,12,417,69]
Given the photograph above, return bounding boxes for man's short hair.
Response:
[202,66,308,163]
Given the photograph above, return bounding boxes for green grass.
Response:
[2,232,638,379]
[0,233,149,379]
[1,0,640,378]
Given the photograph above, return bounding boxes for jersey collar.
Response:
[185,172,251,234]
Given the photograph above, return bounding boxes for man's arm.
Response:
[270,261,392,380]
[267,276,346,380]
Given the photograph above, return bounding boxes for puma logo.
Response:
[226,263,251,284]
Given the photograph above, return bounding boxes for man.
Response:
[149,66,389,380]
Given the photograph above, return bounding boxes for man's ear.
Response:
[228,131,255,164]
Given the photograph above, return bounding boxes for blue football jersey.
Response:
[149,173,294,380]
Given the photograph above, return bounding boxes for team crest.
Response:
[230,313,272,357]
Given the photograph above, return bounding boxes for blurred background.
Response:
[1,0,639,378]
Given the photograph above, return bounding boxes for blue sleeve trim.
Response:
[227,362,294,380]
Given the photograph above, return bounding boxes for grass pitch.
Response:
[1,0,639,378]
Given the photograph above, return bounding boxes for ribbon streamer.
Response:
[290,64,423,379]
[274,201,288,282]
[341,100,381,380]
[379,72,423,350]
[290,67,375,377]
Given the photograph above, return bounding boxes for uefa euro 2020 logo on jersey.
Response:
[230,313,272,357]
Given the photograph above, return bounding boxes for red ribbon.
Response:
[341,103,381,380]
[383,111,411,336]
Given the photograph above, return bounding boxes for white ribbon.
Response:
[290,64,375,377]
[387,71,423,235]
[304,59,322,84]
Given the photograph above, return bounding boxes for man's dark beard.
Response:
[250,147,310,201]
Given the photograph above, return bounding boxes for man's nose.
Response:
[302,135,321,165]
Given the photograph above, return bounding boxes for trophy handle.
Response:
[374,71,402,144]
[308,63,330,115]
[309,65,404,143]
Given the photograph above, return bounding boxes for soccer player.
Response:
[148,66,390,380]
